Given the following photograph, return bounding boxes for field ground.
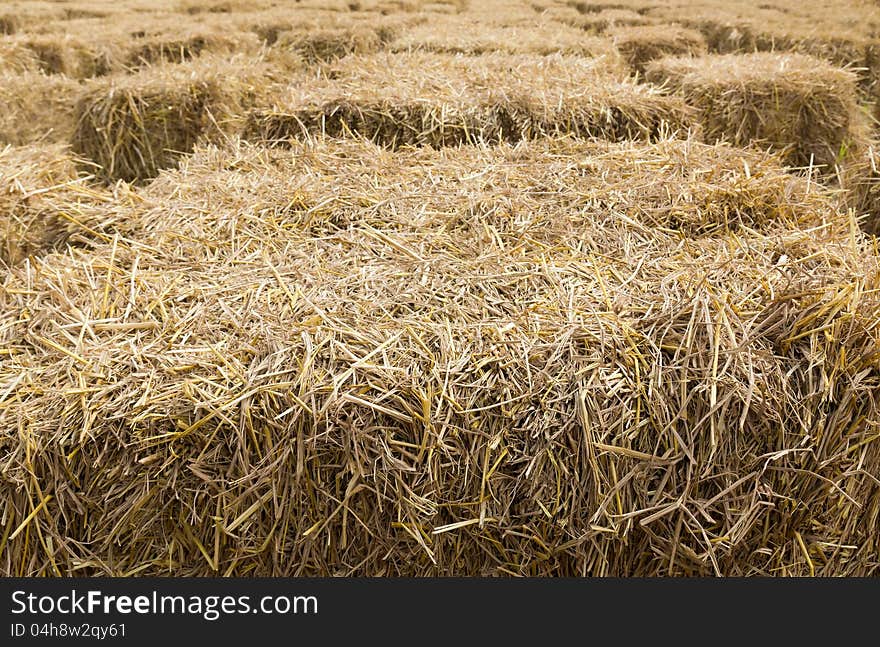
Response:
[2,0,880,576]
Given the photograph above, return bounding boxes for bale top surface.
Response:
[647,51,861,89]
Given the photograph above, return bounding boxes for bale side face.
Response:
[0,41,41,74]
[68,54,286,183]
[125,30,260,68]
[557,8,656,33]
[0,145,114,265]
[0,13,19,35]
[274,26,388,63]
[0,71,83,145]
[611,24,707,74]
[646,52,868,172]
[71,80,216,183]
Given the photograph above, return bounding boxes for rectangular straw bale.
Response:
[646,52,870,173]
[547,6,655,32]
[274,24,394,64]
[245,52,691,148]
[0,144,116,266]
[389,16,620,59]
[0,4,70,34]
[244,6,417,45]
[71,55,286,182]
[177,0,274,14]
[610,24,707,74]
[71,77,218,184]
[3,136,878,576]
[420,2,464,15]
[8,34,116,78]
[0,13,19,35]
[125,29,261,68]
[649,8,880,119]
[0,40,41,73]
[0,71,83,145]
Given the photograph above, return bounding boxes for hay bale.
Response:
[389,16,619,58]
[567,1,653,14]
[63,8,111,21]
[0,71,83,145]
[10,34,116,78]
[421,2,461,14]
[125,30,260,68]
[71,56,285,182]
[71,76,219,183]
[274,25,393,63]
[245,7,415,46]
[610,24,706,74]
[178,0,272,14]
[646,52,870,173]
[3,137,879,576]
[0,144,116,266]
[0,4,69,34]
[841,142,880,236]
[251,20,293,45]
[2,22,263,78]
[644,6,880,118]
[0,13,19,35]
[245,52,690,148]
[0,40,41,73]
[548,6,655,32]
[671,18,765,54]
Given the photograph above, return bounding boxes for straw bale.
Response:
[2,136,878,576]
[646,52,869,173]
[62,8,111,21]
[420,2,460,14]
[275,24,395,64]
[71,56,286,182]
[8,34,116,78]
[3,26,261,79]
[0,144,119,266]
[464,0,543,23]
[677,18,770,55]
[0,14,19,36]
[841,143,880,236]
[125,30,261,68]
[547,6,655,32]
[0,71,83,145]
[71,79,218,183]
[567,1,653,15]
[0,40,40,73]
[654,11,880,119]
[245,6,417,45]
[251,21,293,46]
[245,53,691,148]
[178,0,275,14]
[610,24,707,74]
[372,0,422,13]
[0,6,68,35]
[390,17,619,58]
